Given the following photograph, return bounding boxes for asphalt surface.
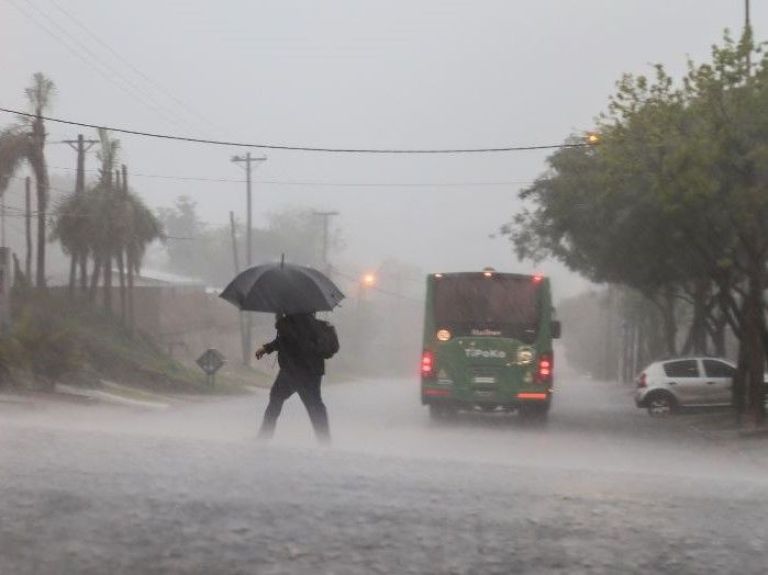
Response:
[2,372,768,574]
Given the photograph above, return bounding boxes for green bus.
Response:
[420,269,561,420]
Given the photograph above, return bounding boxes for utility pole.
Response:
[313,210,339,276]
[63,134,98,294]
[230,152,267,366]
[745,0,752,72]
[231,152,267,268]
[63,134,98,195]
[746,0,751,30]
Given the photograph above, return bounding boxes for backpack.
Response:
[313,320,340,359]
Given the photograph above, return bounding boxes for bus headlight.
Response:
[436,329,451,342]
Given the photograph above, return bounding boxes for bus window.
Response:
[433,275,540,341]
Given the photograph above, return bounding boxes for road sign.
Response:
[197,348,225,385]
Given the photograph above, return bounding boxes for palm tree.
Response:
[115,168,127,321]
[23,73,55,288]
[87,129,120,310]
[124,192,163,328]
[0,127,34,285]
[0,127,29,193]
[51,190,90,291]
[53,154,163,326]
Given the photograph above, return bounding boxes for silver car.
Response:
[634,357,736,416]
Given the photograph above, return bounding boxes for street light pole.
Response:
[231,152,267,366]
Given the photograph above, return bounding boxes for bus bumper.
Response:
[421,384,552,409]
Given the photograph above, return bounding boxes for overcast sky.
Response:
[1,0,760,299]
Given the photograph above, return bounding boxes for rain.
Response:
[2,1,768,574]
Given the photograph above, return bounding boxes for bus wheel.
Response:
[518,403,550,421]
[429,404,456,421]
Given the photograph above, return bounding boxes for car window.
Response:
[703,359,735,378]
[663,360,699,378]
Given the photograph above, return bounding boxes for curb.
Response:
[0,394,35,405]
[738,427,768,439]
[56,384,169,410]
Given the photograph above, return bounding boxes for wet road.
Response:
[2,373,768,574]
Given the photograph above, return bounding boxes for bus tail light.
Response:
[537,353,553,383]
[518,392,548,400]
[421,350,435,378]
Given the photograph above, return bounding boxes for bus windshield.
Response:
[433,275,540,340]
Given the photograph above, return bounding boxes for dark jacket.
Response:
[263,314,325,376]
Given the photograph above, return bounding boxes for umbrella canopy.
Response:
[220,261,345,314]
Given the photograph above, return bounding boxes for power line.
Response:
[44,165,535,187]
[5,171,534,208]
[0,207,425,299]
[6,0,195,131]
[45,0,219,134]
[28,165,245,184]
[0,196,425,299]
[0,107,591,154]
[5,174,87,196]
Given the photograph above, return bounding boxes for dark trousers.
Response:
[259,370,330,442]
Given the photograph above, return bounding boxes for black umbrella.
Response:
[220,259,345,314]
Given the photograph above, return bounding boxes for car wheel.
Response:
[647,393,676,417]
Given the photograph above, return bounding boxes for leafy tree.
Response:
[262,208,333,267]
[157,196,206,276]
[158,201,337,286]
[505,32,768,425]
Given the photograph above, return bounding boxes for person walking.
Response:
[255,313,331,443]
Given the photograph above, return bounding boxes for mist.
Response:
[3,2,768,573]
[2,1,758,304]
